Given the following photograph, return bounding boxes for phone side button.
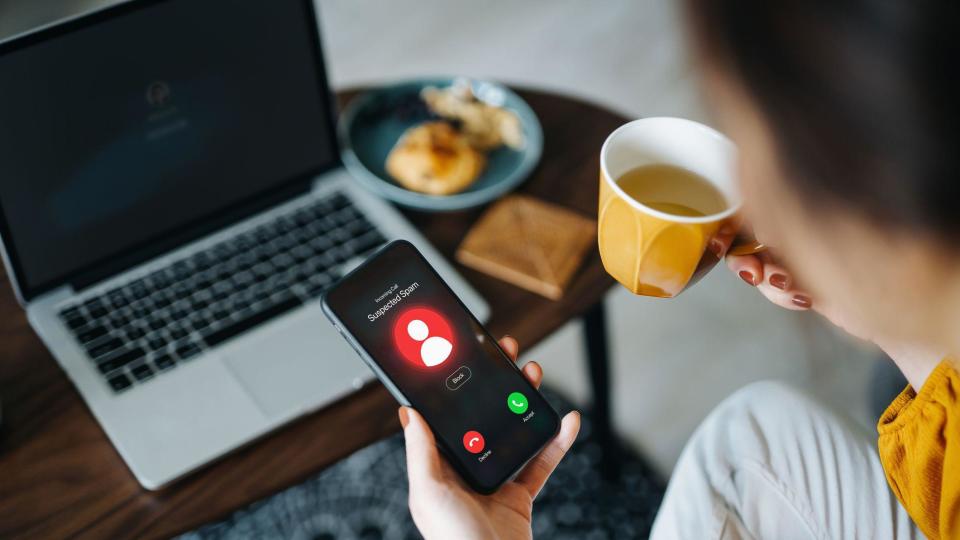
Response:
[445,365,471,391]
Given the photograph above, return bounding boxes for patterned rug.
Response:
[180,388,665,539]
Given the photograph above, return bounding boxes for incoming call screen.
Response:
[324,241,559,490]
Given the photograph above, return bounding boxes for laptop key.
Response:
[171,261,192,280]
[306,274,332,294]
[65,314,89,330]
[350,231,386,254]
[329,247,351,263]
[146,316,167,331]
[272,253,295,270]
[201,294,302,348]
[171,283,192,299]
[190,315,212,331]
[290,245,312,262]
[169,303,190,321]
[130,303,151,319]
[251,262,273,280]
[232,270,254,288]
[87,337,124,359]
[108,373,133,393]
[175,341,202,360]
[97,347,145,374]
[168,325,189,341]
[235,252,257,269]
[108,313,130,328]
[154,354,176,370]
[108,291,129,308]
[146,336,168,351]
[148,269,172,289]
[211,289,230,302]
[59,305,81,319]
[129,283,149,300]
[330,227,352,243]
[131,363,154,381]
[330,193,350,210]
[76,325,109,343]
[125,326,146,340]
[345,216,374,233]
[305,282,328,297]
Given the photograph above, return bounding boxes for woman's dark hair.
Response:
[684,1,959,240]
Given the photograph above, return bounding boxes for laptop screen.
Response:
[0,0,337,299]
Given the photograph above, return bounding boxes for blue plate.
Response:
[338,78,543,211]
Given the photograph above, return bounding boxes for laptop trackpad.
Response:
[220,304,367,418]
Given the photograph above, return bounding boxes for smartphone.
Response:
[322,240,560,493]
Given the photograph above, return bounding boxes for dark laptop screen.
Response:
[0,0,337,297]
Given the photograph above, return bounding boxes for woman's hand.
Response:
[727,250,875,338]
[727,251,814,311]
[727,251,943,388]
[399,336,581,540]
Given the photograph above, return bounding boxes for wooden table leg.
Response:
[582,300,621,481]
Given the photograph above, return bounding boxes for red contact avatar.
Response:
[393,307,455,368]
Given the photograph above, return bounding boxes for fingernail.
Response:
[398,407,410,428]
[769,273,788,290]
[792,294,812,308]
[738,271,757,286]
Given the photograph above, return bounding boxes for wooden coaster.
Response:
[456,195,596,300]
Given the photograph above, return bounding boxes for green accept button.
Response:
[507,391,529,414]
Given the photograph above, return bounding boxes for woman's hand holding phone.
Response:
[400,336,581,540]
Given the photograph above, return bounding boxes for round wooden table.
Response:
[0,88,627,539]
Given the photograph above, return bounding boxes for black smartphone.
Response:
[322,240,560,493]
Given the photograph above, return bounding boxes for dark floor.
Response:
[180,387,665,540]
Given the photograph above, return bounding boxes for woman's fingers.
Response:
[756,259,812,310]
[522,361,543,389]
[499,336,542,388]
[399,407,444,491]
[499,336,519,362]
[708,224,737,259]
[727,253,813,310]
[515,411,581,499]
[726,253,764,286]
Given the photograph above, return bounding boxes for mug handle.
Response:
[726,230,766,256]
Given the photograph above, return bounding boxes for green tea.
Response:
[617,164,728,217]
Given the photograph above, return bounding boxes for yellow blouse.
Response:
[878,359,960,540]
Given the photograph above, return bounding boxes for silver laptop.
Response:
[0,0,488,489]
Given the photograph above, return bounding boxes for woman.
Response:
[398,1,959,538]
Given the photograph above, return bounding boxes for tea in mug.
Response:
[616,164,728,217]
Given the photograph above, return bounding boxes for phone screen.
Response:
[323,241,559,492]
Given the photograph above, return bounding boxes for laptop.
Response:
[0,0,488,489]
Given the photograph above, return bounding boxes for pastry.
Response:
[385,121,486,195]
[421,84,524,151]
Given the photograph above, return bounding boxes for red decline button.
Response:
[462,430,485,454]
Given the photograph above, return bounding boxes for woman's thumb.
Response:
[400,407,443,488]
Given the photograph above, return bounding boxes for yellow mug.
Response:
[598,117,763,298]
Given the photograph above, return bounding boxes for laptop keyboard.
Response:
[56,192,386,394]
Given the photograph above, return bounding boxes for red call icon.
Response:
[462,430,485,454]
[393,307,455,368]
